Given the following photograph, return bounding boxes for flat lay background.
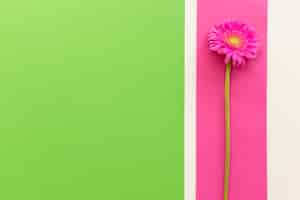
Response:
[0,0,184,199]
[185,0,300,199]
[197,0,267,199]
[1,0,299,199]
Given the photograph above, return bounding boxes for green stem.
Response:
[224,63,231,200]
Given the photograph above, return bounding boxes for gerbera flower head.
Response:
[208,20,258,67]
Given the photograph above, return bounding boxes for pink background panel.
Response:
[196,0,267,200]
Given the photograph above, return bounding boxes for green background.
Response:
[0,0,184,199]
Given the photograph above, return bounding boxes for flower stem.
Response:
[224,63,231,200]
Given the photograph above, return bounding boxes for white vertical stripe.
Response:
[268,0,300,199]
[184,0,197,199]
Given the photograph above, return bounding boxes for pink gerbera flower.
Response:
[208,20,258,67]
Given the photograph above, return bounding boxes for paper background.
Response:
[0,1,184,199]
[196,0,267,199]
[268,0,300,199]
[186,0,300,200]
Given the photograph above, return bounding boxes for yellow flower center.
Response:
[226,35,242,48]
